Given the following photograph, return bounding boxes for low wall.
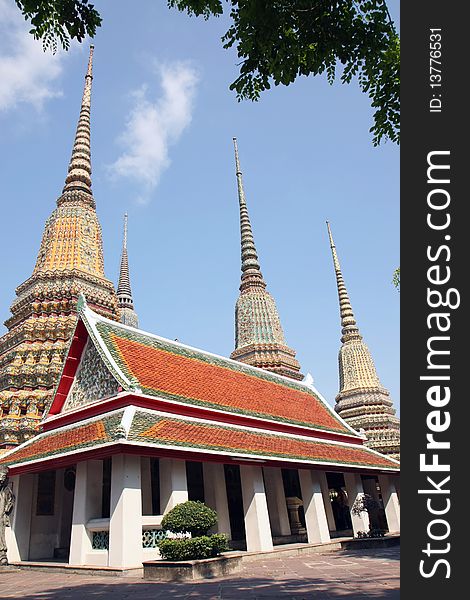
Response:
[143,555,243,581]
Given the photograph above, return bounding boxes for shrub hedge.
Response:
[158,534,229,561]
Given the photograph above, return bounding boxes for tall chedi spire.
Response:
[62,44,94,197]
[327,222,400,460]
[229,139,302,380]
[0,47,119,448]
[117,214,139,328]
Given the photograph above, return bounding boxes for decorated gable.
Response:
[62,339,119,412]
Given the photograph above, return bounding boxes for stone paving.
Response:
[0,547,399,599]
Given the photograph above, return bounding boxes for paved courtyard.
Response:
[0,547,399,599]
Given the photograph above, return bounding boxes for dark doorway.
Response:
[58,467,75,557]
[224,464,246,542]
[326,472,352,531]
[281,468,306,528]
[186,461,205,503]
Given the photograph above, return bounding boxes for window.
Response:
[150,458,160,515]
[101,458,111,518]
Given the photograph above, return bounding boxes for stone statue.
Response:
[0,465,15,565]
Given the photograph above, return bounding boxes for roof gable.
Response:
[61,338,120,413]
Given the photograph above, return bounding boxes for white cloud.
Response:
[0,0,68,112]
[109,62,199,202]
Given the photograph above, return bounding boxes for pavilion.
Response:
[1,297,399,568]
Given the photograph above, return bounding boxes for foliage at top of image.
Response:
[15,1,400,146]
[161,500,218,537]
[15,1,102,52]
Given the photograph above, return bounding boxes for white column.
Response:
[378,475,400,533]
[6,473,34,562]
[263,467,291,536]
[69,460,103,565]
[240,465,273,552]
[299,469,330,544]
[159,458,188,514]
[318,471,336,532]
[202,462,232,539]
[344,472,369,535]
[108,454,142,568]
[141,457,153,515]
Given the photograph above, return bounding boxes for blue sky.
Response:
[0,0,399,413]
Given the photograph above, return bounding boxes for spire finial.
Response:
[62,45,95,197]
[233,136,242,175]
[233,138,266,292]
[87,45,94,78]
[123,212,128,250]
[117,213,139,328]
[326,221,361,343]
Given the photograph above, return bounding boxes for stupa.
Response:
[230,139,302,381]
[327,222,400,460]
[0,47,118,448]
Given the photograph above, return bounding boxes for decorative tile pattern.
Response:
[63,341,119,411]
[92,531,109,550]
[142,529,167,548]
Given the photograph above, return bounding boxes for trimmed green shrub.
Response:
[161,501,217,537]
[158,534,229,561]
[209,533,230,555]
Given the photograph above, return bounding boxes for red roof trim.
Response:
[49,320,89,415]
[7,444,397,477]
[43,393,364,446]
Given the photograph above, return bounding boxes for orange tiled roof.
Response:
[95,320,352,435]
[2,409,398,471]
[0,412,119,467]
[130,412,397,470]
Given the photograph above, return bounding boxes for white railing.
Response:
[87,515,166,550]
